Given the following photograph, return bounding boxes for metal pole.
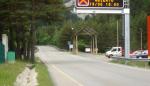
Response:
[122,15,125,49]
[124,13,130,58]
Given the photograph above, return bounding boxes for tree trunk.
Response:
[30,0,35,63]
[27,40,31,60]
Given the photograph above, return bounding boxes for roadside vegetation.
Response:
[36,0,150,53]
[0,60,26,86]
[36,58,54,86]
[1,0,149,55]
[0,59,54,86]
[1,0,150,59]
[0,0,66,61]
[111,59,150,69]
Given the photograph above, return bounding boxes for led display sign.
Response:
[76,0,124,9]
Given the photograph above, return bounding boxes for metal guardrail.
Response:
[111,57,150,67]
[111,57,150,62]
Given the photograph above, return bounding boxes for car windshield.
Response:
[111,48,117,52]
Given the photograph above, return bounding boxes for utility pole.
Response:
[117,20,119,47]
[140,28,143,50]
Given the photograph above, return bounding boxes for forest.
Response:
[0,0,150,60]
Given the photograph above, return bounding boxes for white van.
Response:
[105,47,123,58]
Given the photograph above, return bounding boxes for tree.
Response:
[0,0,66,62]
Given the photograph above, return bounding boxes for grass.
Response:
[0,58,54,86]
[36,58,54,86]
[0,60,26,86]
[111,59,150,69]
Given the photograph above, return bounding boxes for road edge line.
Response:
[51,65,84,86]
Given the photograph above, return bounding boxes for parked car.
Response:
[130,50,148,59]
[129,50,143,58]
[136,50,148,59]
[142,50,148,55]
[105,47,123,58]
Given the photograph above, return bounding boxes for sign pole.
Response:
[124,11,130,58]
[147,16,150,59]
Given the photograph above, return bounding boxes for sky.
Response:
[64,0,91,20]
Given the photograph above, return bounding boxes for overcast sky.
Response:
[64,0,90,20]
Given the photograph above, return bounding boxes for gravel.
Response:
[14,67,38,86]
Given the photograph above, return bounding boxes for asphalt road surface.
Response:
[36,46,150,86]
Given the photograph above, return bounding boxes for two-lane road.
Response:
[36,46,150,86]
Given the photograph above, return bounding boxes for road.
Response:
[36,46,150,86]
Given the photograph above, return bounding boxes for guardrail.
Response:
[111,57,150,68]
[111,57,150,62]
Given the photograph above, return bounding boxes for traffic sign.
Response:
[78,0,89,6]
[76,0,124,9]
[75,0,130,58]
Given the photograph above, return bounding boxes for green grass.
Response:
[0,58,54,86]
[36,59,54,86]
[0,60,26,86]
[111,59,150,69]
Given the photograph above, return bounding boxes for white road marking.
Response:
[51,65,84,86]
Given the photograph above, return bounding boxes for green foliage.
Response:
[131,11,147,50]
[51,29,61,46]
[0,0,66,59]
[1,0,149,53]
[78,39,87,51]
[56,21,72,49]
[36,26,52,45]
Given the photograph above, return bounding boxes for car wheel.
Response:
[109,54,113,58]
[139,57,142,59]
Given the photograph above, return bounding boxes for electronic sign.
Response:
[76,0,124,9]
